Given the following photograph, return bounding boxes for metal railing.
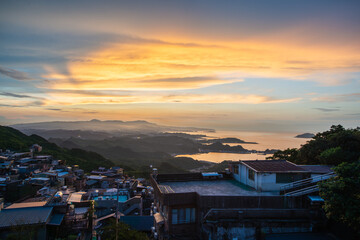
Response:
[280,172,335,195]
[284,185,319,196]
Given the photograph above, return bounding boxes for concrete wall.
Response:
[235,164,256,189]
[202,221,312,240]
[234,164,286,192]
[256,173,285,192]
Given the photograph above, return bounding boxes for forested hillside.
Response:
[0,125,114,172]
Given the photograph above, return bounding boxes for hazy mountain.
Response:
[0,125,114,172]
[11,119,213,135]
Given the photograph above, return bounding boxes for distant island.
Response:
[295,133,315,138]
[203,137,257,144]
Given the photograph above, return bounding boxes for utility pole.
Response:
[115,180,120,240]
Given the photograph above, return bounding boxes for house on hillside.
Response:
[230,160,333,192]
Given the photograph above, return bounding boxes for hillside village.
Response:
[0,125,359,240]
[0,143,155,239]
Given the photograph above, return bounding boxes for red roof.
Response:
[240,160,307,173]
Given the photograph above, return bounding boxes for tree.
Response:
[100,219,149,240]
[266,148,299,162]
[269,125,360,166]
[319,161,360,232]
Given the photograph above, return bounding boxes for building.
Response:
[150,161,331,240]
[0,206,56,239]
[231,160,311,192]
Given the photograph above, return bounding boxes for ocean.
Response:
[176,130,309,163]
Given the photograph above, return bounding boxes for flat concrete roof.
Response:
[159,180,276,196]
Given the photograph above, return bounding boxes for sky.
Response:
[0,0,359,132]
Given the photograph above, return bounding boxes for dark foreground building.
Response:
[150,168,328,240]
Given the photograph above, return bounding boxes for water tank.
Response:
[54,191,63,201]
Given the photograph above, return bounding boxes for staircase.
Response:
[121,196,142,215]
[280,172,335,196]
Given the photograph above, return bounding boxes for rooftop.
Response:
[159,180,276,196]
[300,165,333,174]
[241,160,307,173]
[0,207,53,228]
[6,201,47,209]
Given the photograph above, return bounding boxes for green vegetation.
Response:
[268,125,360,234]
[50,136,213,175]
[319,161,360,233]
[0,126,113,172]
[268,125,360,166]
[99,220,149,240]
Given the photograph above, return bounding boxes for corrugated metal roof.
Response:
[68,192,85,203]
[300,165,333,174]
[6,201,47,209]
[0,207,53,228]
[241,160,307,173]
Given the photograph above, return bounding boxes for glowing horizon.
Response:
[0,0,359,132]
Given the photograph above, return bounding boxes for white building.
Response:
[231,160,312,192]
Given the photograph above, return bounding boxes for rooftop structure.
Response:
[241,160,307,173]
[159,180,276,196]
[150,166,329,240]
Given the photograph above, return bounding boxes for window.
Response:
[185,208,191,223]
[248,169,255,181]
[233,165,239,174]
[171,207,196,224]
[191,208,195,222]
[172,209,178,224]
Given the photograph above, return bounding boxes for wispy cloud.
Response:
[314,108,340,112]
[0,100,45,108]
[39,33,360,92]
[0,66,32,80]
[44,91,301,105]
[312,93,360,102]
[0,92,42,100]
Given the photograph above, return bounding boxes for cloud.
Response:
[45,89,132,97]
[0,92,43,100]
[0,104,21,108]
[0,66,32,80]
[43,91,301,105]
[312,93,360,102]
[0,100,45,108]
[314,108,340,112]
[36,31,359,92]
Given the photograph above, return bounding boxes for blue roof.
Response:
[308,196,324,202]
[0,207,53,228]
[58,172,69,177]
[120,216,154,231]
